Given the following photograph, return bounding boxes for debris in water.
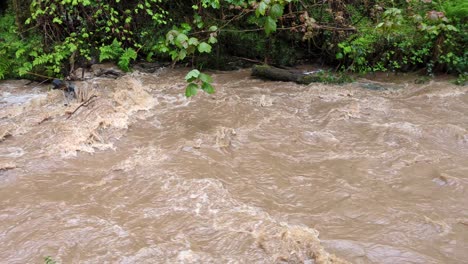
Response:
[0,162,16,171]
[0,129,12,142]
[360,83,388,91]
[37,116,53,125]
[254,225,350,264]
[215,127,236,148]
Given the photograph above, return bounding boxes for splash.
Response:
[0,75,156,158]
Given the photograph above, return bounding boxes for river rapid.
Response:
[0,68,467,263]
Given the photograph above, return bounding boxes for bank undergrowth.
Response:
[0,0,466,92]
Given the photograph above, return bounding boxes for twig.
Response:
[232,56,263,64]
[66,95,98,119]
[25,71,54,80]
[38,116,53,125]
[36,79,50,86]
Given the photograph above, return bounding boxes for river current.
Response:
[0,68,467,263]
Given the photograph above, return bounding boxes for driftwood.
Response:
[251,64,325,85]
[94,69,124,78]
[66,95,98,119]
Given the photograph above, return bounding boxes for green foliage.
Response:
[453,72,467,86]
[119,48,138,72]
[44,256,57,264]
[442,0,468,20]
[98,39,137,72]
[0,12,43,79]
[99,39,123,63]
[336,0,467,74]
[336,33,381,73]
[312,71,354,84]
[21,0,169,75]
[1,0,465,86]
[198,42,212,53]
[184,69,215,97]
[0,50,10,79]
[161,21,218,66]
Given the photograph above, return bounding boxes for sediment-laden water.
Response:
[0,68,467,263]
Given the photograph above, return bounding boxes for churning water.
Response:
[0,68,467,263]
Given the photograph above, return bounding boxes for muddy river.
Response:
[0,68,467,263]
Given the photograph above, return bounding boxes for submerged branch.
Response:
[66,95,98,119]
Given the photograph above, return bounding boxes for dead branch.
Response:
[66,95,98,119]
[232,56,263,64]
[38,116,53,125]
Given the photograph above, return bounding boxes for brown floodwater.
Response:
[0,68,467,263]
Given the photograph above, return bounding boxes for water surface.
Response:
[0,69,467,263]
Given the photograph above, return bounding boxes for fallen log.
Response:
[95,68,124,78]
[251,64,328,85]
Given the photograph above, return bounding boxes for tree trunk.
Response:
[11,0,30,35]
[251,65,324,85]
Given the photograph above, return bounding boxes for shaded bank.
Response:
[0,0,466,83]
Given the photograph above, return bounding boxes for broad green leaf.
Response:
[256,2,268,17]
[181,23,192,32]
[69,43,77,52]
[264,16,277,35]
[52,17,63,24]
[188,37,199,46]
[178,49,187,60]
[198,73,213,83]
[185,69,200,81]
[170,50,178,60]
[336,52,343,59]
[270,4,283,19]
[446,25,458,32]
[185,83,198,97]
[198,42,212,53]
[175,33,188,49]
[209,25,218,32]
[166,30,177,43]
[208,36,217,44]
[201,82,215,94]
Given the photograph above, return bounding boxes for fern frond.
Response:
[18,62,33,76]
[33,54,52,66]
[99,39,123,62]
[118,48,137,72]
[0,49,11,79]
